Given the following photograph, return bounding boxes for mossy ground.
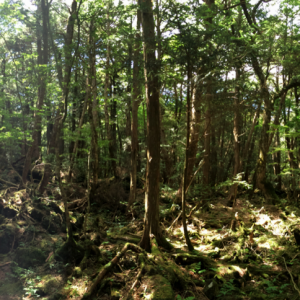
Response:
[0,182,300,300]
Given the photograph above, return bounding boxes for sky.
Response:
[19,0,281,14]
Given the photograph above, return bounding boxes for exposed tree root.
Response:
[122,253,145,300]
[172,252,216,269]
[81,243,145,299]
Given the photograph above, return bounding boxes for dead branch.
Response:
[167,211,182,232]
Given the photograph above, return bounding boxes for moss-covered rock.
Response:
[37,274,63,296]
[14,246,47,268]
[142,275,174,300]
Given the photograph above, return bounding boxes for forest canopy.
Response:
[1,0,300,299]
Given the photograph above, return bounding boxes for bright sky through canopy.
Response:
[17,0,281,14]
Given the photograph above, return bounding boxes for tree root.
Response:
[0,178,18,187]
[282,257,300,297]
[81,243,145,300]
[122,253,145,300]
[172,252,216,269]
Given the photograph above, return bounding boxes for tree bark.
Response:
[39,0,78,194]
[139,0,172,252]
[128,7,142,211]
[21,0,48,186]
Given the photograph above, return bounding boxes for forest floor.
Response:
[0,178,300,300]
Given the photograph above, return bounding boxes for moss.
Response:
[14,246,47,268]
[174,228,183,238]
[143,275,174,300]
[37,274,62,295]
[73,266,82,278]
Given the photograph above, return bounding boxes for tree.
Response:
[139,0,172,252]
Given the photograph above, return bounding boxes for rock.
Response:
[37,274,62,296]
[14,246,47,268]
[142,275,174,300]
[204,279,219,300]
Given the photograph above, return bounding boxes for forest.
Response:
[0,0,300,299]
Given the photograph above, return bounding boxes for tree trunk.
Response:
[273,130,281,189]
[203,98,211,185]
[89,21,99,197]
[181,60,194,251]
[139,0,171,252]
[21,0,48,187]
[228,69,241,204]
[128,6,142,211]
[185,83,202,187]
[39,0,77,194]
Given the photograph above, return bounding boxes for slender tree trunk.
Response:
[89,21,99,197]
[210,122,218,186]
[139,0,172,252]
[110,77,118,178]
[228,69,241,204]
[185,83,202,187]
[68,78,90,181]
[273,130,281,189]
[104,2,111,178]
[181,60,194,251]
[203,97,211,185]
[128,7,142,211]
